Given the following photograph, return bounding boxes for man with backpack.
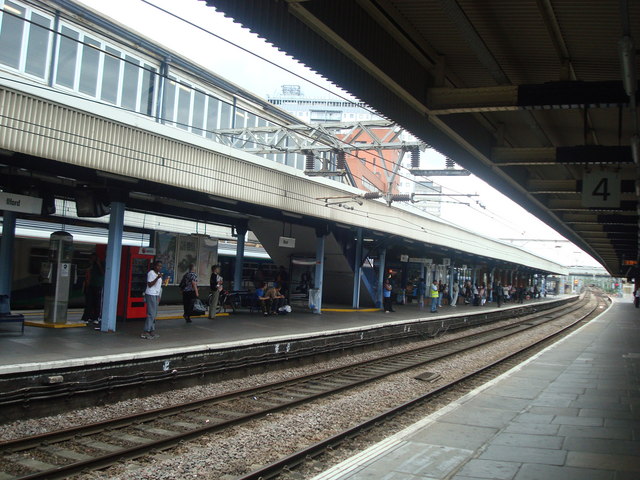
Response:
[179,264,199,323]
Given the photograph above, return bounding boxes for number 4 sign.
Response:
[581,172,620,208]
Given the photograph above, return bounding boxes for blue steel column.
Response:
[0,211,17,307]
[313,230,326,314]
[352,227,363,309]
[377,248,387,308]
[101,201,125,332]
[233,225,247,291]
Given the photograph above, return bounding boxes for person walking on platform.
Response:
[634,287,640,308]
[181,264,199,323]
[495,282,503,307]
[430,280,439,313]
[383,276,394,313]
[209,264,222,319]
[142,260,163,339]
[450,281,459,307]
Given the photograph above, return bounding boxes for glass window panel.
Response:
[56,26,79,88]
[205,96,219,137]
[234,108,246,128]
[257,117,267,127]
[100,46,121,104]
[162,77,176,123]
[192,90,206,136]
[219,101,232,129]
[246,113,259,128]
[0,1,25,68]
[285,153,294,168]
[121,55,140,110]
[24,12,51,78]
[78,36,100,96]
[140,64,156,116]
[176,81,191,130]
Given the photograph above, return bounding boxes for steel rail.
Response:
[0,295,596,480]
[233,293,607,480]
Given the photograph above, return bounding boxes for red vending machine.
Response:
[96,245,156,321]
[118,246,156,321]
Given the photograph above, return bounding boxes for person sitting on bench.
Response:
[259,283,286,315]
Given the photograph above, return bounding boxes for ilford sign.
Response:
[0,192,43,214]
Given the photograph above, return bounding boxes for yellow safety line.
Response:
[321,308,380,312]
[24,321,87,329]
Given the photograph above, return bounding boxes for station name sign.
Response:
[278,236,296,248]
[0,192,42,214]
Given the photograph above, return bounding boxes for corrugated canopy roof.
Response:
[206,0,640,278]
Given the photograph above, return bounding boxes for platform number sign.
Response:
[581,172,620,208]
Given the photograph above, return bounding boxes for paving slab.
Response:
[514,464,614,480]
[491,432,563,449]
[563,436,640,456]
[478,445,566,465]
[558,424,633,440]
[405,422,497,451]
[455,459,520,479]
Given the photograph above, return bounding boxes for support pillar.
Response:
[101,201,125,332]
[352,227,362,309]
[233,225,247,291]
[0,211,17,308]
[377,248,387,308]
[313,228,326,314]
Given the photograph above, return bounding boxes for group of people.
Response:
[142,262,291,339]
[382,276,544,314]
[142,262,223,339]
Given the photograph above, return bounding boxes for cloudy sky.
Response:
[76,0,602,268]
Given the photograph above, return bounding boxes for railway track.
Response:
[0,293,601,480]
[237,291,609,480]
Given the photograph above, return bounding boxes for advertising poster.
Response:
[197,237,219,286]
[176,234,199,280]
[155,232,177,284]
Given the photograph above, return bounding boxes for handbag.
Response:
[190,298,206,316]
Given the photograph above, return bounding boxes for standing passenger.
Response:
[209,264,222,319]
[450,281,459,307]
[181,264,199,323]
[430,280,439,313]
[84,253,104,325]
[142,260,163,339]
[383,277,394,313]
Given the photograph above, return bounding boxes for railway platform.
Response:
[0,295,570,378]
[311,296,639,480]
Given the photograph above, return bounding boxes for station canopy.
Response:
[206,0,640,278]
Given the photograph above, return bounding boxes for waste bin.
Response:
[308,288,320,311]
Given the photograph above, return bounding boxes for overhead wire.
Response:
[0,2,523,236]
